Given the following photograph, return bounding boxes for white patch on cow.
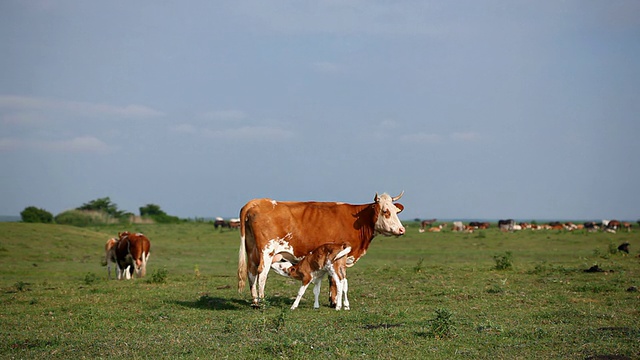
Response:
[270,200,278,207]
[261,234,301,277]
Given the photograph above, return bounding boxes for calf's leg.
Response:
[341,278,350,310]
[312,277,322,309]
[291,281,312,310]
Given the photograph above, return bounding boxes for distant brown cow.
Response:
[115,231,151,280]
[104,237,118,280]
[418,219,437,233]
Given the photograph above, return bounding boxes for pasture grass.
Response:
[0,222,639,359]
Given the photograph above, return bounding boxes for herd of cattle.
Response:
[103,192,633,310]
[419,219,634,233]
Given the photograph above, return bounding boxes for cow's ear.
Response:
[395,203,404,213]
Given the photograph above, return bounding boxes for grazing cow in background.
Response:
[428,225,443,232]
[498,219,515,232]
[273,242,352,310]
[607,220,621,232]
[469,221,490,229]
[452,221,465,232]
[115,231,151,280]
[228,218,241,229]
[583,222,598,232]
[418,219,437,233]
[622,222,632,232]
[214,217,229,229]
[104,237,118,280]
[238,192,405,308]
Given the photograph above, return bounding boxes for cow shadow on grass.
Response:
[174,294,293,311]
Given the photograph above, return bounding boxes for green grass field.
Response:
[1,222,638,359]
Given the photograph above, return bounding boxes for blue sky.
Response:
[1,1,639,221]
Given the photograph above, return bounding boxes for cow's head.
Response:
[373,191,405,236]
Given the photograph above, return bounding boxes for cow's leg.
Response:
[333,275,343,310]
[124,265,132,280]
[328,276,338,308]
[256,266,271,305]
[312,277,322,309]
[107,261,112,280]
[292,281,312,310]
[248,271,259,307]
[342,278,350,310]
[141,252,150,277]
[116,263,123,280]
[134,259,142,278]
[255,248,276,306]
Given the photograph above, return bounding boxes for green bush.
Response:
[493,251,513,270]
[429,308,456,338]
[147,268,168,284]
[20,206,53,223]
[54,210,121,227]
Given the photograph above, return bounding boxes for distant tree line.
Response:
[20,197,183,226]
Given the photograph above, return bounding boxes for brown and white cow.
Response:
[237,192,405,307]
[115,231,151,280]
[273,242,352,310]
[104,237,118,280]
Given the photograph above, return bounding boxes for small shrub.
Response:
[493,251,513,270]
[413,258,424,273]
[14,281,28,292]
[429,307,455,338]
[148,268,168,284]
[608,243,618,255]
[83,272,98,285]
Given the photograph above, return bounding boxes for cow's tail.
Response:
[140,251,149,277]
[334,244,352,262]
[237,206,248,293]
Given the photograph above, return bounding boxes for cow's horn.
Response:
[374,192,380,202]
[392,191,404,201]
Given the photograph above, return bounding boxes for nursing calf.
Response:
[273,243,351,310]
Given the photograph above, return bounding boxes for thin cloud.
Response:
[450,132,480,141]
[170,124,198,134]
[203,126,294,141]
[401,132,443,144]
[199,110,247,122]
[0,136,114,153]
[0,95,164,119]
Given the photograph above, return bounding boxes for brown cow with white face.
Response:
[237,192,405,307]
[115,231,151,280]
